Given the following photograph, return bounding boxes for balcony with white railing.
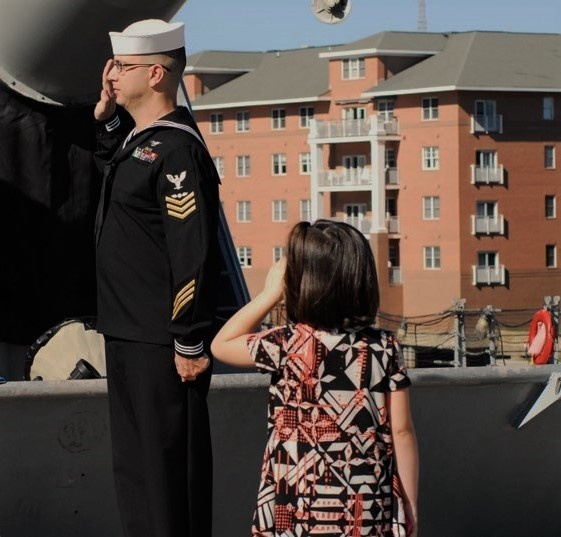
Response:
[377,116,399,135]
[331,217,371,235]
[472,265,506,286]
[385,167,399,187]
[312,118,370,138]
[471,215,505,235]
[310,115,399,140]
[470,164,504,185]
[317,168,373,188]
[470,114,503,134]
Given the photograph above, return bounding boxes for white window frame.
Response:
[210,112,223,134]
[299,153,311,175]
[342,107,367,120]
[342,57,365,80]
[271,108,286,129]
[344,203,366,229]
[478,251,498,269]
[423,196,440,220]
[422,146,440,170]
[212,156,224,179]
[424,246,441,270]
[236,155,251,177]
[476,150,498,168]
[422,97,439,120]
[546,244,557,268]
[237,246,252,268]
[235,111,250,132]
[300,199,312,221]
[272,200,287,222]
[273,246,285,263]
[377,99,394,120]
[545,145,556,169]
[385,148,397,168]
[299,107,314,128]
[543,96,554,120]
[272,153,287,176]
[236,200,251,223]
[546,195,556,219]
[475,99,497,118]
[476,200,498,219]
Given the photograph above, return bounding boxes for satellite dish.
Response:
[311,0,352,24]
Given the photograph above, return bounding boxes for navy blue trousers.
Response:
[105,338,213,537]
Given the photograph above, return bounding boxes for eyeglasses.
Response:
[113,60,170,74]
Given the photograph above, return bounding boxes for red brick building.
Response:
[185,31,561,317]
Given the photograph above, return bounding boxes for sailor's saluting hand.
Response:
[94,59,116,121]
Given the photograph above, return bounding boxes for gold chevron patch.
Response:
[165,191,197,220]
[172,279,195,319]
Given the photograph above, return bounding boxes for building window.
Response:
[546,245,557,268]
[212,156,224,179]
[343,107,367,120]
[273,246,285,262]
[476,150,498,168]
[424,246,441,269]
[300,199,312,221]
[476,200,497,219]
[545,146,556,169]
[271,108,286,129]
[546,195,556,218]
[377,99,394,120]
[210,112,223,133]
[543,97,554,120]
[422,97,439,120]
[385,148,397,168]
[478,251,497,269]
[272,200,287,222]
[236,200,251,222]
[272,153,287,175]
[236,155,251,177]
[237,246,252,268]
[236,111,250,132]
[300,107,314,128]
[423,196,440,220]
[422,146,439,170]
[342,57,365,80]
[472,99,503,133]
[299,153,311,175]
[344,204,366,231]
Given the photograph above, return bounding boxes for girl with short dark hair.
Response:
[211,219,418,537]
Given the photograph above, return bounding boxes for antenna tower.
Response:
[417,0,427,32]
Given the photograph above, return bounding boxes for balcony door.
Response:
[342,107,366,120]
[476,201,497,219]
[478,251,498,269]
[474,100,498,131]
[344,203,366,230]
[476,150,497,169]
[343,155,366,183]
[377,99,394,121]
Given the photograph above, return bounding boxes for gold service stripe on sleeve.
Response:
[167,202,197,220]
[172,280,196,319]
[165,191,195,207]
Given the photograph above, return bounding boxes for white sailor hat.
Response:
[109,19,185,55]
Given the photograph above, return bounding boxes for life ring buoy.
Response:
[527,309,556,365]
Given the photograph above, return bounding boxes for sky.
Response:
[173,0,561,55]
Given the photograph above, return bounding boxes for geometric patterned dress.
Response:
[247,323,412,537]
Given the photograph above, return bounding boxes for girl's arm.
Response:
[210,259,285,368]
[388,388,419,537]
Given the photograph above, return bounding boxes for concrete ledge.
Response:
[2,366,561,537]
